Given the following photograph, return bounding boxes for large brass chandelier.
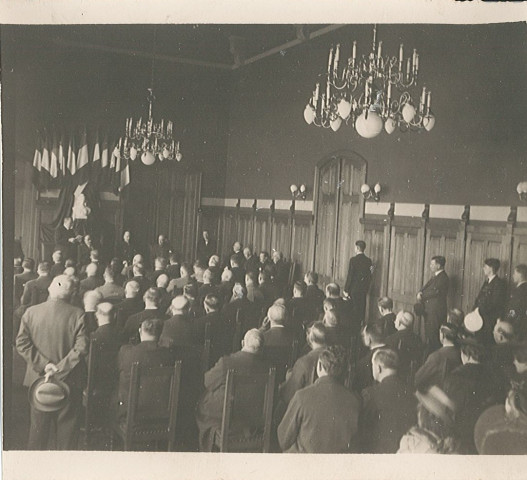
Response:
[119,28,182,166]
[304,25,435,138]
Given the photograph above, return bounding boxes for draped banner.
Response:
[35,126,131,247]
[32,126,131,194]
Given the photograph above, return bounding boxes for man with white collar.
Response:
[473,258,507,345]
[508,264,527,336]
[417,255,449,350]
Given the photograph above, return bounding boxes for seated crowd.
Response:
[12,230,527,454]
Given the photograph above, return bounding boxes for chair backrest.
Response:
[125,361,182,447]
[219,368,276,452]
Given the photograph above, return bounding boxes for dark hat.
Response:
[29,377,70,413]
[416,385,456,428]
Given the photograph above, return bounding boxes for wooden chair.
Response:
[83,337,119,449]
[263,339,299,384]
[111,361,182,451]
[215,368,276,452]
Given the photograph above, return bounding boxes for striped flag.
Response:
[58,131,66,177]
[77,126,90,183]
[119,155,131,192]
[66,130,77,176]
[49,130,59,179]
[32,131,43,186]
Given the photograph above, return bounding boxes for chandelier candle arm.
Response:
[304,25,435,137]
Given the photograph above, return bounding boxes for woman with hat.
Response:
[398,385,459,454]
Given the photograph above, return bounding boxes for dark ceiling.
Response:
[14,24,333,69]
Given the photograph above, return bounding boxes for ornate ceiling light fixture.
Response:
[119,28,182,166]
[304,25,435,138]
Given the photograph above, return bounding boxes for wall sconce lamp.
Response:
[517,181,527,202]
[290,183,307,200]
[361,182,382,202]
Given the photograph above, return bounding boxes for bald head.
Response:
[221,269,233,282]
[132,254,143,265]
[268,304,286,327]
[242,329,264,353]
[86,263,98,277]
[95,302,114,326]
[156,273,169,289]
[170,295,189,315]
[125,280,140,298]
[48,275,74,300]
[395,311,414,331]
[83,289,103,312]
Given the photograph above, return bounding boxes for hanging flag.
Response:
[66,130,77,177]
[77,126,90,183]
[109,138,121,193]
[49,130,59,180]
[91,129,101,184]
[58,131,66,178]
[40,130,52,189]
[32,131,43,187]
[119,155,131,192]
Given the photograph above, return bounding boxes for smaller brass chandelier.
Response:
[304,25,435,138]
[118,28,182,166]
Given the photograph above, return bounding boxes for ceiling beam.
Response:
[51,37,234,71]
[235,24,346,69]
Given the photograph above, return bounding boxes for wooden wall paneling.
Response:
[424,217,466,310]
[291,211,313,279]
[180,172,201,262]
[221,207,238,260]
[361,216,386,320]
[387,217,424,314]
[313,160,339,285]
[253,206,271,255]
[271,210,292,260]
[334,158,366,286]
[237,209,255,251]
[462,222,511,315]
[512,224,527,267]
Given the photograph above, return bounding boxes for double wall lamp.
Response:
[290,184,307,200]
[517,181,527,202]
[361,182,382,202]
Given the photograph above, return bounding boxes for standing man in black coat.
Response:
[197,230,215,266]
[473,258,508,345]
[417,255,449,351]
[344,240,372,326]
[508,264,527,335]
[54,216,81,262]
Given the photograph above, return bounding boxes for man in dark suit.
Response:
[82,289,103,334]
[243,247,259,276]
[323,310,351,348]
[16,275,88,449]
[360,348,416,453]
[116,318,173,419]
[278,345,361,453]
[262,304,296,348]
[14,258,37,308]
[122,253,143,281]
[122,287,163,344]
[88,302,121,421]
[414,322,461,390]
[166,253,181,281]
[158,296,194,349]
[114,280,144,334]
[54,216,80,261]
[116,230,137,267]
[344,240,372,326]
[374,296,396,337]
[77,234,95,268]
[286,281,311,335]
[279,322,327,407]
[197,230,215,265]
[508,264,527,336]
[473,258,508,345]
[167,262,194,296]
[229,254,246,286]
[271,250,290,297]
[256,271,279,311]
[150,234,171,266]
[193,293,226,362]
[304,271,325,322]
[95,267,125,303]
[198,269,218,305]
[195,329,269,451]
[444,337,503,453]
[216,269,234,306]
[417,255,449,350]
[19,261,52,307]
[353,322,386,393]
[385,311,423,380]
[79,263,104,297]
[222,283,260,347]
[147,257,168,286]
[129,263,151,297]
[50,249,65,278]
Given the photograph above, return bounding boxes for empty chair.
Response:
[215,368,276,452]
[111,361,182,451]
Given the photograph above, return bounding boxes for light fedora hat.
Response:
[29,376,70,413]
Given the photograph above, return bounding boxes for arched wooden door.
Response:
[313,152,366,287]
